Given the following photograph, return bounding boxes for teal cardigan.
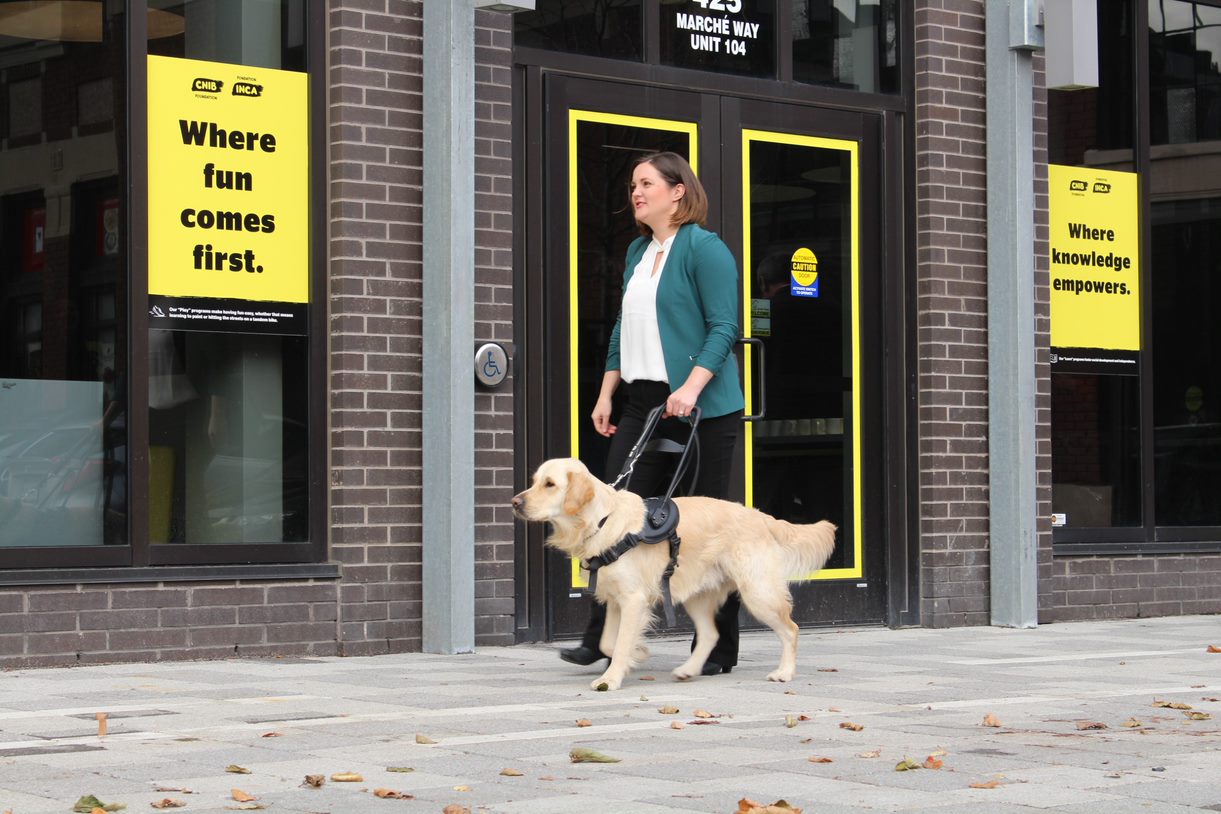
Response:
[605,223,745,419]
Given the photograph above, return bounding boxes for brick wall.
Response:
[914,1,992,626]
[1046,555,1221,621]
[328,1,516,653]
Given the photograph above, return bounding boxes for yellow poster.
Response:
[1049,164,1139,358]
[147,55,308,331]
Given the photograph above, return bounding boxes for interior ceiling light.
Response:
[0,1,184,42]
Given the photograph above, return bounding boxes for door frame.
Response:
[513,71,917,641]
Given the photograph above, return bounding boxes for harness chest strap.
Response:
[584,500,681,627]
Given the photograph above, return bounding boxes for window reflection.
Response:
[1150,0,1221,144]
[792,0,899,93]
[515,0,642,61]
[0,2,127,548]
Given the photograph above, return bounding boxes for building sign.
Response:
[147,55,308,335]
[660,0,775,77]
[1048,164,1140,374]
[789,247,819,297]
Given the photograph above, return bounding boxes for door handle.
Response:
[739,336,765,421]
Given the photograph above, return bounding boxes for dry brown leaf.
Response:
[798,714,811,721]
[857,749,881,758]
[970,780,1002,789]
[331,772,364,782]
[151,801,186,810]
[442,806,471,814]
[827,706,842,712]
[96,712,108,737]
[839,722,863,731]
[386,767,414,773]
[1153,700,1192,709]
[372,788,413,799]
[453,785,471,791]
[231,789,258,802]
[982,713,1002,727]
[1076,720,1108,730]
[817,667,839,672]
[923,755,944,769]
[808,756,833,763]
[1121,718,1142,728]
[415,733,437,744]
[929,749,947,757]
[575,719,593,727]
[302,774,325,788]
[737,799,803,814]
[223,806,267,812]
[658,706,680,715]
[687,719,720,725]
[638,675,655,680]
[670,721,685,730]
[225,764,251,774]
[539,775,557,781]
[693,709,717,718]
[1186,711,1212,720]
[260,732,283,738]
[1207,645,1220,653]
[153,787,193,794]
[784,690,797,695]
[500,768,523,777]
[1203,697,1220,702]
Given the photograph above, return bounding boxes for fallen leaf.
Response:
[923,755,944,769]
[638,675,656,681]
[687,719,720,725]
[640,695,649,701]
[784,715,799,728]
[1153,700,1192,709]
[827,706,842,712]
[817,667,839,672]
[260,732,283,738]
[415,733,437,744]
[386,766,414,773]
[150,802,185,810]
[539,775,557,781]
[982,713,1002,727]
[152,787,193,794]
[784,690,797,695]
[839,722,864,731]
[595,682,609,691]
[442,806,470,814]
[928,749,947,757]
[737,798,803,814]
[570,747,621,763]
[808,756,833,763]
[575,719,593,727]
[72,797,124,813]
[225,765,251,774]
[1121,718,1142,728]
[1207,645,1220,653]
[372,788,413,799]
[895,758,922,771]
[658,706,680,715]
[1076,720,1108,730]
[231,790,258,802]
[453,785,471,792]
[96,712,108,737]
[1203,697,1220,702]
[331,772,364,782]
[670,721,685,730]
[302,775,325,788]
[798,714,811,721]
[693,709,718,718]
[857,750,881,758]
[500,768,524,777]
[1105,772,1122,778]
[223,806,267,811]
[970,780,1002,789]
[1186,711,1212,720]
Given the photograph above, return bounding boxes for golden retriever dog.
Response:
[512,457,836,691]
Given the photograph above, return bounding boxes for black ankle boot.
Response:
[559,646,607,666]
[700,662,732,676]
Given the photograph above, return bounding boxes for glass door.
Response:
[537,77,886,637]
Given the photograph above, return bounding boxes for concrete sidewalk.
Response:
[0,615,1218,813]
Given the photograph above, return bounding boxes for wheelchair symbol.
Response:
[482,351,502,379]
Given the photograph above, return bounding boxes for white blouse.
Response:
[620,234,674,383]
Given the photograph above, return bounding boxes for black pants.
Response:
[580,379,742,668]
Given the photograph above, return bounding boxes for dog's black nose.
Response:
[511,495,523,509]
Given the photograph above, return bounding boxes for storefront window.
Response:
[1149,0,1221,145]
[1048,0,1142,532]
[514,0,642,61]
[792,0,900,93]
[0,3,128,548]
[660,0,777,78]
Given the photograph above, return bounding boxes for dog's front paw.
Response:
[591,673,622,691]
[671,666,695,681]
[766,668,795,682]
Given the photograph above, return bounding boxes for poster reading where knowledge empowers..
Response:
[1048,164,1140,375]
[147,54,308,335]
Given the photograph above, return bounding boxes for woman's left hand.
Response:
[664,385,701,420]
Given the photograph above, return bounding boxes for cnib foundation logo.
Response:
[232,82,263,97]
[192,77,223,93]
[1069,180,1088,192]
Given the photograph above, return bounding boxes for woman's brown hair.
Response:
[631,151,708,236]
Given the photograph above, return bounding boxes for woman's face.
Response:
[630,161,684,232]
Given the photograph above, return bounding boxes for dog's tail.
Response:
[763,516,837,577]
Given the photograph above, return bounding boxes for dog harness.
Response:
[584,496,681,627]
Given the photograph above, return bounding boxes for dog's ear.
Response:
[562,470,595,517]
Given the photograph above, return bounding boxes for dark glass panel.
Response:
[515,0,643,61]
[149,0,307,71]
[0,1,128,547]
[1051,374,1142,527]
[792,0,900,93]
[1149,0,1221,145]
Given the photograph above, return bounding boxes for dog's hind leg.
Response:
[738,587,800,682]
[591,592,650,691]
[671,591,721,681]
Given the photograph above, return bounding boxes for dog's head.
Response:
[511,457,600,526]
